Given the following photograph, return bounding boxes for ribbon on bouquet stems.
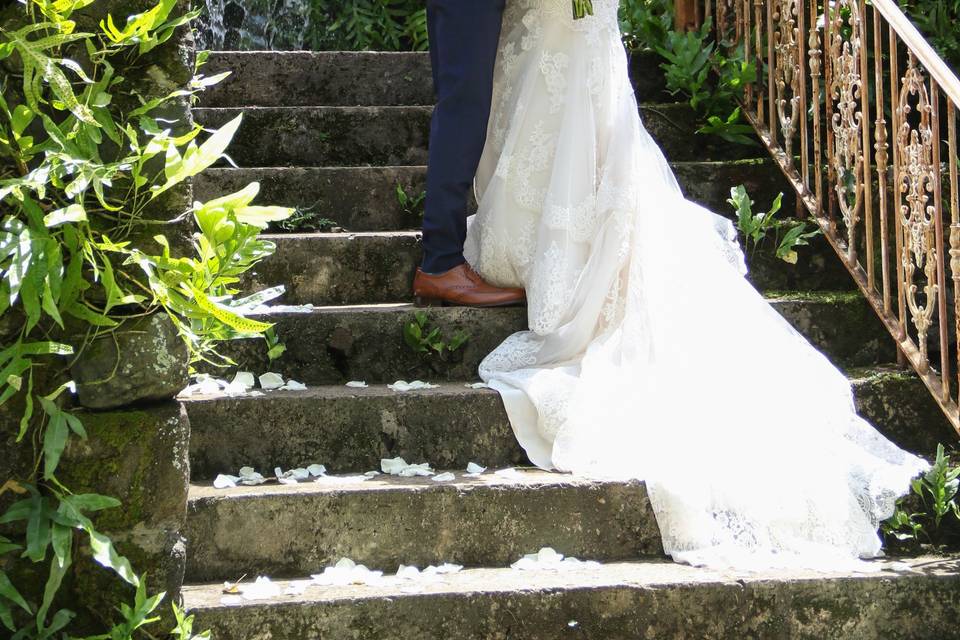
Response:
[572,0,593,19]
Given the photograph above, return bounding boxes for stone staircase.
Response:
[179,50,960,638]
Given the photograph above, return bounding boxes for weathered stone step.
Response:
[199,51,668,108]
[183,368,949,484]
[247,230,850,306]
[206,294,892,387]
[193,160,798,233]
[185,470,660,582]
[184,556,960,640]
[193,104,756,166]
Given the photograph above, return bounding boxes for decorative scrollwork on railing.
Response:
[773,0,801,165]
[828,0,866,263]
[896,56,939,369]
[690,0,960,431]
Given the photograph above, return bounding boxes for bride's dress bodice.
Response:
[465,0,927,570]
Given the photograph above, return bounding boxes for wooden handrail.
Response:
[870,0,960,107]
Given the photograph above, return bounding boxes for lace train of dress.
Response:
[463,0,929,570]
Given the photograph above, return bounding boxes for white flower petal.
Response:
[388,380,439,392]
[466,462,486,475]
[495,467,523,480]
[280,380,307,391]
[290,468,311,480]
[240,576,282,600]
[381,457,408,474]
[346,381,368,388]
[364,470,382,477]
[465,382,490,389]
[231,371,255,390]
[431,472,456,482]
[258,372,285,390]
[307,464,327,477]
[238,466,257,478]
[213,474,238,489]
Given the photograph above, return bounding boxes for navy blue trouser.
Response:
[422,0,506,274]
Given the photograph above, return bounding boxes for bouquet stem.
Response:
[573,0,593,19]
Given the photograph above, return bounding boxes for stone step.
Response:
[182,367,949,483]
[193,160,798,233]
[205,294,893,387]
[183,555,960,640]
[193,104,758,167]
[198,51,668,108]
[247,230,850,306]
[185,470,660,582]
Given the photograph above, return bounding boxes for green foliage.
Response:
[728,185,819,264]
[897,0,960,72]
[308,0,428,52]
[619,0,673,53]
[656,20,757,146]
[883,444,960,549]
[169,603,210,640]
[395,182,425,219]
[275,209,338,233]
[0,0,289,636]
[403,311,469,361]
[78,577,163,640]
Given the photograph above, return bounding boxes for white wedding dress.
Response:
[463,0,929,569]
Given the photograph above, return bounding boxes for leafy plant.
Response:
[619,0,673,53]
[308,0,429,52]
[395,182,425,219]
[655,19,757,146]
[897,0,960,72]
[403,311,469,361]
[883,444,960,549]
[0,0,289,636]
[728,185,819,264]
[275,208,338,232]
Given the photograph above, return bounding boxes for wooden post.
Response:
[674,0,700,31]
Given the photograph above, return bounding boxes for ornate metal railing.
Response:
[673,0,960,435]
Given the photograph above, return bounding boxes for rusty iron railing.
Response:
[674,0,960,435]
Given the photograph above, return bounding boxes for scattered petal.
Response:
[381,457,408,475]
[364,470,382,477]
[311,558,384,586]
[396,565,422,580]
[466,462,486,475]
[431,472,456,482]
[465,382,490,389]
[511,547,600,572]
[240,576,282,600]
[259,372,285,390]
[213,474,238,489]
[388,380,439,392]
[223,371,256,395]
[346,381,368,388]
[307,464,327,477]
[231,371,256,389]
[495,467,523,480]
[280,380,308,391]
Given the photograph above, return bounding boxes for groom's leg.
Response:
[421,0,505,274]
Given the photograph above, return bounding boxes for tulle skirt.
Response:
[464,0,928,570]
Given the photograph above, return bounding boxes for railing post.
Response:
[674,0,701,31]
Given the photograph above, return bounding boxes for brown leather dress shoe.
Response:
[413,264,526,308]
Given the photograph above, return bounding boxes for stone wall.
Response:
[0,0,196,632]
